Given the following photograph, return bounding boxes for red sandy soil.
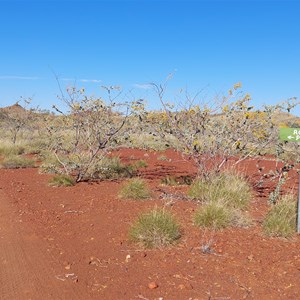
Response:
[1,148,300,300]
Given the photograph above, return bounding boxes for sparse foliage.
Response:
[46,84,131,182]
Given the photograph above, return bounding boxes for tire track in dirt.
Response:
[0,188,84,300]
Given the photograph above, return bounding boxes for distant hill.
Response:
[0,103,27,115]
[0,103,299,128]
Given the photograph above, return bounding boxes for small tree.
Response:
[1,97,34,145]
[46,84,130,182]
[141,77,299,179]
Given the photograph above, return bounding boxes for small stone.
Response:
[125,254,131,262]
[247,254,254,261]
[185,283,193,290]
[178,283,193,290]
[148,282,158,289]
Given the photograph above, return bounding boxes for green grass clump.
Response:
[48,174,75,187]
[263,194,297,238]
[92,156,134,179]
[157,155,169,161]
[160,175,179,186]
[188,172,252,209]
[161,175,192,186]
[193,201,233,230]
[190,172,253,230]
[1,155,35,169]
[133,159,148,169]
[129,208,181,248]
[119,178,151,200]
[39,152,61,174]
[0,145,25,156]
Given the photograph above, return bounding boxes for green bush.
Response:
[39,152,61,174]
[119,178,151,200]
[1,155,35,169]
[157,155,169,161]
[193,201,233,230]
[48,174,75,187]
[188,172,252,209]
[160,175,179,186]
[133,159,148,169]
[92,156,134,179]
[263,194,297,238]
[0,145,25,156]
[129,208,181,248]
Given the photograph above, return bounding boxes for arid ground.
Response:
[1,149,300,300]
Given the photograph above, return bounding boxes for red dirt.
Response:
[1,148,300,299]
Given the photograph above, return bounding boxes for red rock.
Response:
[148,282,158,289]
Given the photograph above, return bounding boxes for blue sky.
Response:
[0,0,299,113]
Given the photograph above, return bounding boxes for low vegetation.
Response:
[263,194,297,238]
[0,155,35,169]
[48,174,75,187]
[129,208,181,248]
[91,157,134,180]
[119,178,151,200]
[191,172,252,230]
[189,172,252,209]
[0,144,25,156]
[0,82,299,243]
[194,201,232,230]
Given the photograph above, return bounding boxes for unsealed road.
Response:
[0,188,83,300]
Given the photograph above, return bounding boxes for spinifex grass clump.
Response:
[193,201,232,230]
[190,172,252,230]
[0,144,25,156]
[160,175,179,186]
[48,174,75,187]
[263,194,297,238]
[0,155,35,169]
[119,178,151,200]
[189,172,252,209]
[129,208,181,248]
[92,156,134,180]
[133,159,148,169]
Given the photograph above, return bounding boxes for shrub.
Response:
[119,178,151,200]
[161,175,193,186]
[157,155,169,161]
[129,208,181,248]
[263,194,297,238]
[161,175,179,186]
[188,172,252,209]
[47,86,130,182]
[92,156,134,180]
[0,145,25,156]
[39,152,62,174]
[48,174,75,187]
[193,201,233,230]
[1,155,35,169]
[133,159,148,169]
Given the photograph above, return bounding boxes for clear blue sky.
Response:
[0,0,299,113]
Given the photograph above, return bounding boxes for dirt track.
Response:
[0,188,86,300]
[1,149,300,299]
